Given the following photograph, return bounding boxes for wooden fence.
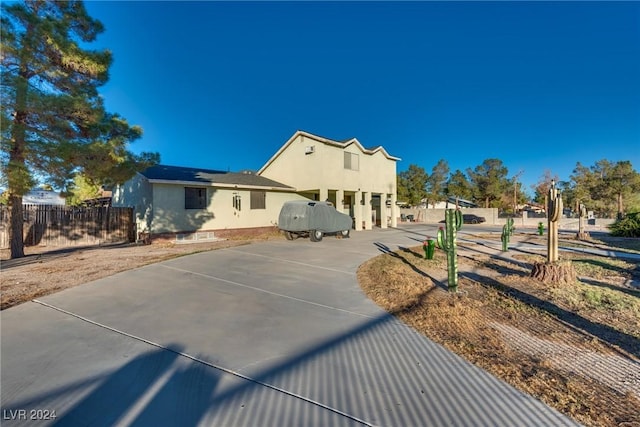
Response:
[0,205,135,249]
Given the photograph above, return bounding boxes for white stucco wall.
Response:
[259,133,396,195]
[112,173,154,235]
[259,132,399,229]
[145,184,308,234]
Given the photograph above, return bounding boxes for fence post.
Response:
[127,208,136,243]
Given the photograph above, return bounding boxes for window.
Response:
[185,187,206,209]
[344,152,359,171]
[250,191,266,209]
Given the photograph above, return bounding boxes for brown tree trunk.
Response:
[8,107,28,259]
[530,261,576,285]
[9,194,25,258]
[617,192,624,220]
[7,49,31,259]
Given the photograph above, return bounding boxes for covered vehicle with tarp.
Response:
[278,200,352,242]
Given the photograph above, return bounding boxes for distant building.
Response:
[83,196,112,207]
[23,189,65,205]
[427,196,477,209]
[446,196,477,208]
[82,188,113,207]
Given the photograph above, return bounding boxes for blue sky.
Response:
[84,1,640,197]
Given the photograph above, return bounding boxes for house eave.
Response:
[147,179,296,192]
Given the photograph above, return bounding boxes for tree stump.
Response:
[530,261,576,285]
[576,231,590,241]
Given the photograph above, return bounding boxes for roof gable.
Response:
[258,130,400,175]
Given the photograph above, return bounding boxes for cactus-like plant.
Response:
[547,180,563,263]
[501,217,515,251]
[577,202,589,240]
[437,209,463,292]
[423,239,435,259]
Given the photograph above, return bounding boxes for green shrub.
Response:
[608,211,640,237]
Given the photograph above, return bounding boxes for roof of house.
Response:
[447,196,477,208]
[258,130,401,175]
[139,165,295,191]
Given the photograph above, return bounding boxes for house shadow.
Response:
[4,344,221,427]
[52,344,219,426]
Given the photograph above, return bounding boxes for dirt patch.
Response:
[358,236,640,427]
[1,229,282,310]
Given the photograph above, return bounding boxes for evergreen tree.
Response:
[558,180,575,214]
[569,163,590,213]
[570,160,640,218]
[1,1,158,258]
[65,174,103,206]
[425,159,449,208]
[607,160,640,219]
[446,169,473,203]
[467,159,510,208]
[397,164,428,207]
[507,171,527,214]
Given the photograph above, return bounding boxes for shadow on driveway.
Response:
[3,295,575,427]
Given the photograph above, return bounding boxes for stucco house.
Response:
[258,130,400,230]
[113,130,400,239]
[112,164,307,238]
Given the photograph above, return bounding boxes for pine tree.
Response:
[446,170,473,203]
[397,164,428,207]
[467,159,510,208]
[425,159,449,208]
[1,1,158,258]
[570,160,640,218]
[65,173,102,206]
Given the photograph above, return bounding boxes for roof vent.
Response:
[305,145,315,154]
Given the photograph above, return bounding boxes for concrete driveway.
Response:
[1,226,579,426]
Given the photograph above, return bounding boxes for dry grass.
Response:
[0,229,283,310]
[358,243,640,427]
[592,235,640,253]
